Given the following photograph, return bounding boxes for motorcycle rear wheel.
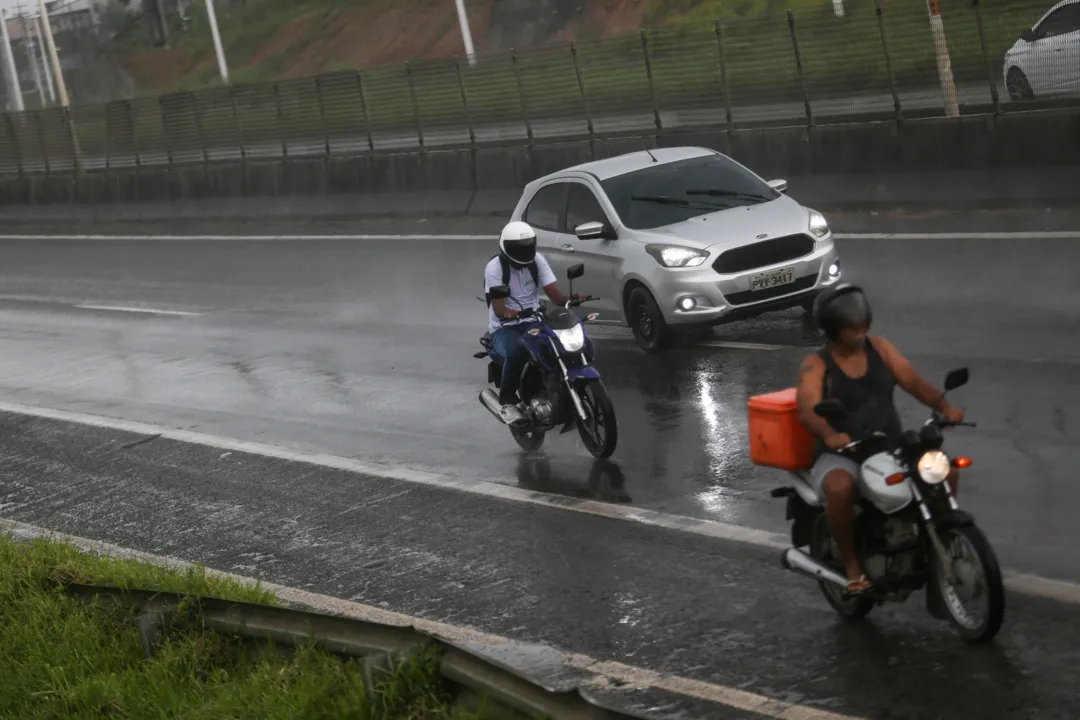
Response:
[813,515,874,620]
[511,426,546,452]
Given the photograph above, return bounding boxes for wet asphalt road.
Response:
[1,413,1079,720]
[0,230,1076,582]
[0,225,1077,717]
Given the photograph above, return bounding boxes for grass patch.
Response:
[0,533,482,719]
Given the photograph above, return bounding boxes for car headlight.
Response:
[917,450,951,484]
[645,244,708,268]
[808,209,830,239]
[553,324,585,352]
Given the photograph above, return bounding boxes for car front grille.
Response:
[712,234,816,275]
[725,274,817,306]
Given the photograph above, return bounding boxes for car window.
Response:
[566,183,608,233]
[600,153,780,231]
[522,183,567,232]
[1037,3,1080,36]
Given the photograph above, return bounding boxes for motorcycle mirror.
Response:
[943,367,969,392]
[567,264,585,281]
[489,285,511,300]
[813,398,847,422]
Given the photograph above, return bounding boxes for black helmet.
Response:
[813,283,872,341]
[499,221,537,267]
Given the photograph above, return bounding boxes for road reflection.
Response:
[515,455,632,504]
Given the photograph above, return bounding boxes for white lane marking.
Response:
[74,304,202,317]
[0,517,870,720]
[0,398,1077,606]
[1,231,1079,242]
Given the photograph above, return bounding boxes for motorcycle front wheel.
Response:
[933,523,1005,642]
[574,380,618,459]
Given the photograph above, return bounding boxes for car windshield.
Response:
[600,154,780,230]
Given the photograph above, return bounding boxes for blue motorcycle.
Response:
[475,263,618,459]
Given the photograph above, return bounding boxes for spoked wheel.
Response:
[933,524,1005,642]
[574,379,618,459]
[510,425,546,452]
[627,287,673,353]
[812,515,874,620]
[1005,67,1033,102]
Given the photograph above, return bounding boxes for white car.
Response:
[1003,0,1080,101]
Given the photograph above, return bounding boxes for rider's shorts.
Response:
[809,453,861,498]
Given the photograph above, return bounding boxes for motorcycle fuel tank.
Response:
[859,451,914,515]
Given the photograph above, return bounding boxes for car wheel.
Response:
[1006,67,1033,102]
[627,286,673,353]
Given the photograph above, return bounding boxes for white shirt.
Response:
[485,254,557,334]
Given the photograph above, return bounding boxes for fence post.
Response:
[640,29,662,133]
[4,113,24,176]
[272,82,288,158]
[570,42,595,151]
[189,92,209,167]
[714,20,734,131]
[972,0,1000,116]
[454,57,476,149]
[228,86,248,193]
[786,10,813,128]
[355,71,375,155]
[34,111,50,175]
[874,0,903,123]
[314,75,330,158]
[158,97,177,174]
[404,62,425,151]
[510,50,534,146]
[125,100,141,175]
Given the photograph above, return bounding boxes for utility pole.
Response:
[35,0,81,168]
[17,5,46,107]
[205,0,229,82]
[35,14,56,103]
[453,0,476,66]
[926,0,959,117]
[0,9,24,111]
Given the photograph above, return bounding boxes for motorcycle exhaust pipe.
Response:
[781,548,850,590]
[479,389,507,424]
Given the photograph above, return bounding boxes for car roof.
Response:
[535,146,718,184]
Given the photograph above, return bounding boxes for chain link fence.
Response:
[1,0,1076,177]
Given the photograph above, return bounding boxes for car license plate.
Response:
[750,267,796,292]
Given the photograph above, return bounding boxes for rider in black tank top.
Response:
[813,339,903,462]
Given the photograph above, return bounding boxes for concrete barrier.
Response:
[1,110,1078,222]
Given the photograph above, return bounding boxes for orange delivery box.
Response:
[747,388,815,471]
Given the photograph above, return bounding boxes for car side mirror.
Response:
[1021,27,1036,42]
[768,179,788,194]
[813,398,847,423]
[489,284,510,300]
[567,263,585,281]
[574,221,607,240]
[944,367,969,391]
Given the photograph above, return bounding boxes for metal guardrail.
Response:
[65,582,651,720]
[0,0,1076,178]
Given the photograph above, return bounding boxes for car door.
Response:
[521,181,570,281]
[563,180,622,319]
[1029,2,1080,95]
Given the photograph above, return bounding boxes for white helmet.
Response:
[499,221,537,267]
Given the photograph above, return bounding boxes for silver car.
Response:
[508,146,842,352]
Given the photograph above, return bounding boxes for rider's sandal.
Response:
[845,575,872,595]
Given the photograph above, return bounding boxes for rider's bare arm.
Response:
[543,283,570,306]
[796,355,843,441]
[871,337,954,414]
[491,297,519,320]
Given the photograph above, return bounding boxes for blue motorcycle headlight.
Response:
[553,324,585,352]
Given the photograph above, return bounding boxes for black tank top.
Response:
[813,339,903,460]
